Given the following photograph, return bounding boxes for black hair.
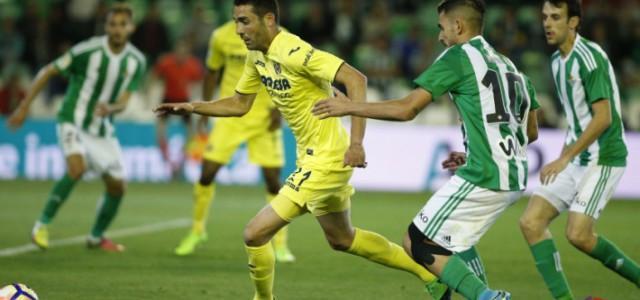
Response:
[234,0,280,24]
[437,0,486,31]
[546,0,582,29]
[546,0,582,20]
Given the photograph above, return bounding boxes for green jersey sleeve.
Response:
[126,56,146,92]
[581,55,612,104]
[53,52,75,77]
[413,46,465,98]
[524,75,540,110]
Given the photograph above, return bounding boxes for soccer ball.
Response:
[0,283,39,300]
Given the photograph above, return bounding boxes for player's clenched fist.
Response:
[343,143,367,168]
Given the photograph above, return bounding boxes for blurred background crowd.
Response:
[1,0,639,130]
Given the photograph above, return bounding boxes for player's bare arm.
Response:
[268,108,281,131]
[202,68,222,102]
[6,64,60,130]
[333,62,367,168]
[95,91,133,117]
[313,88,432,122]
[154,92,257,117]
[540,99,611,185]
[527,109,539,144]
[197,68,223,132]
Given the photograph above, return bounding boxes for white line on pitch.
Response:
[0,218,190,257]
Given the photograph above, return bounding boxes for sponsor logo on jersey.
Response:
[267,90,293,99]
[230,54,246,61]
[498,136,525,158]
[303,49,315,66]
[260,75,291,91]
[419,211,429,223]
[288,47,301,56]
[273,62,281,74]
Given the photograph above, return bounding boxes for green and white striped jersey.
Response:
[53,36,146,137]
[551,34,627,167]
[414,36,540,191]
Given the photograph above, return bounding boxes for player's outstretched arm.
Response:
[95,91,133,117]
[527,109,539,144]
[154,92,257,118]
[540,100,611,185]
[196,68,222,132]
[6,64,59,130]
[313,88,433,122]
[202,68,222,102]
[333,62,367,167]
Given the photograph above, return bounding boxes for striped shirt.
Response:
[551,34,627,166]
[54,36,146,137]
[414,36,540,191]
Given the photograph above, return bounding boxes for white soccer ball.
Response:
[0,283,39,300]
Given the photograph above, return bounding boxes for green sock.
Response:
[39,174,79,224]
[90,193,123,238]
[457,246,488,284]
[588,236,640,287]
[440,255,487,300]
[530,239,574,299]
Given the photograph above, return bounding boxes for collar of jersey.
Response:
[266,30,288,57]
[560,33,582,62]
[102,36,130,60]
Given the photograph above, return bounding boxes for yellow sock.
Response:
[191,183,215,234]
[245,243,276,300]
[347,228,437,283]
[266,194,288,250]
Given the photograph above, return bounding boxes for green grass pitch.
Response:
[0,180,638,299]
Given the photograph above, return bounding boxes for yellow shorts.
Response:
[203,121,284,168]
[271,167,354,221]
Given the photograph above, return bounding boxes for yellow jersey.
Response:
[236,31,350,171]
[206,21,273,129]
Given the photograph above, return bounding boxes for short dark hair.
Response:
[108,2,133,19]
[234,0,280,24]
[437,0,486,31]
[546,0,582,20]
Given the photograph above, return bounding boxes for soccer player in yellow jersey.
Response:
[155,0,446,299]
[173,20,295,262]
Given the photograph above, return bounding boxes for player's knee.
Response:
[326,235,352,251]
[199,161,220,185]
[67,165,85,180]
[264,180,280,195]
[243,224,268,247]
[262,169,281,195]
[519,215,544,237]
[402,232,412,257]
[408,223,452,266]
[565,228,593,252]
[106,179,126,197]
[199,168,216,185]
